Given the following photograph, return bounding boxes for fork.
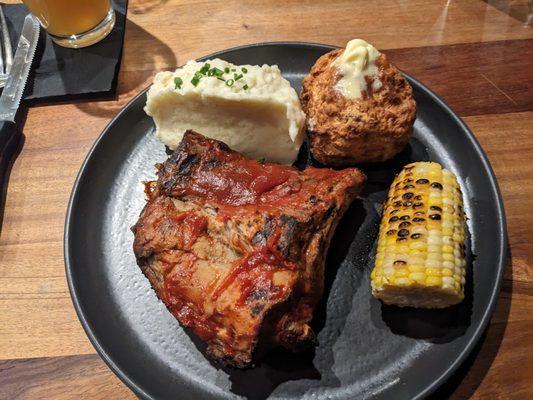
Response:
[0,5,13,88]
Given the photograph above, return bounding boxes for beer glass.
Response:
[22,0,115,48]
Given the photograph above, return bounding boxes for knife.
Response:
[0,14,39,214]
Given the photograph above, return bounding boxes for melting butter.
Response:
[334,39,382,99]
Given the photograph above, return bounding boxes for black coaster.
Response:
[2,0,128,103]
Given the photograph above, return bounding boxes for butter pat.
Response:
[333,39,382,99]
[145,59,305,164]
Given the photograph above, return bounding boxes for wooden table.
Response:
[0,0,531,398]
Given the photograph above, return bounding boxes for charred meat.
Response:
[132,131,365,367]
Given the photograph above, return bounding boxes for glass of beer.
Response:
[22,0,115,48]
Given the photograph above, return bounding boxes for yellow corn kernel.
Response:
[394,277,412,286]
[443,261,455,269]
[396,245,410,254]
[426,276,442,286]
[409,272,427,283]
[443,253,454,262]
[395,269,409,277]
[408,264,425,273]
[442,276,455,286]
[426,267,442,276]
[442,244,454,254]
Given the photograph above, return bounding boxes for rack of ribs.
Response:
[132,131,366,367]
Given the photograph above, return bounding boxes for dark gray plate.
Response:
[64,43,507,400]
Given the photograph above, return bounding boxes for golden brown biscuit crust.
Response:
[301,49,416,165]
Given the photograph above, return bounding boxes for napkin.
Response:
[2,0,128,103]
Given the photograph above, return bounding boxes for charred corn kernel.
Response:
[371,162,467,308]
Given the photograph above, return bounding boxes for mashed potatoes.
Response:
[145,59,305,164]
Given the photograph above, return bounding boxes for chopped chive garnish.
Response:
[243,84,249,90]
[216,77,226,82]
[257,157,265,164]
[174,77,183,89]
[226,79,234,87]
[231,68,236,72]
[224,67,230,73]
[241,67,248,73]
[199,63,210,74]
[234,73,243,81]
[207,67,224,77]
[191,76,200,86]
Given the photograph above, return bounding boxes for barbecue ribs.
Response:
[132,131,365,367]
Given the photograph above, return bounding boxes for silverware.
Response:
[0,14,40,122]
[0,6,13,88]
[0,14,39,229]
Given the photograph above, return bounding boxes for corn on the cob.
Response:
[370,162,467,308]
